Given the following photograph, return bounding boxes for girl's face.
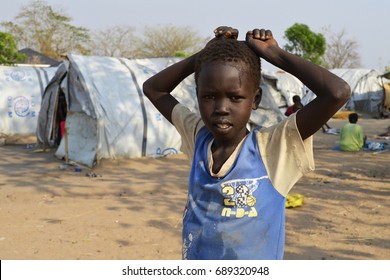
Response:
[196,62,260,145]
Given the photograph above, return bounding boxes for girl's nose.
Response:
[214,98,229,114]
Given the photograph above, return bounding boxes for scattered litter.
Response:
[58,164,68,170]
[286,194,304,208]
[376,135,390,140]
[364,141,388,152]
[324,128,340,135]
[32,148,51,153]
[86,171,98,178]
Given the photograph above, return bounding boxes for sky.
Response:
[1,0,389,71]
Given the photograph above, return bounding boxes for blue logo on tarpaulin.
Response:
[13,96,30,117]
[5,70,32,82]
[142,67,157,75]
[156,147,178,157]
[11,71,26,81]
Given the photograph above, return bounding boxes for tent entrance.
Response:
[55,112,98,167]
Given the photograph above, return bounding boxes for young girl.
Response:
[143,26,350,259]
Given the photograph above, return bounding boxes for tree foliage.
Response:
[89,26,139,58]
[2,1,206,60]
[135,25,206,58]
[322,29,361,69]
[0,32,27,65]
[283,23,326,65]
[88,24,205,58]
[1,0,90,60]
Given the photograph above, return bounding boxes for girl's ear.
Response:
[252,87,262,110]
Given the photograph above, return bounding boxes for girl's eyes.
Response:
[202,95,243,101]
[203,95,215,100]
[230,96,242,101]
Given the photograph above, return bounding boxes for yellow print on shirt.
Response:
[220,176,268,218]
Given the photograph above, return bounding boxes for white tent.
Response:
[302,68,388,117]
[38,54,190,167]
[37,54,286,167]
[260,70,306,121]
[262,69,304,111]
[0,65,57,140]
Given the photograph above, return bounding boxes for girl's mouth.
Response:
[216,123,230,129]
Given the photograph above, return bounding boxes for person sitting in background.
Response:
[284,95,303,116]
[339,113,366,152]
[285,95,332,133]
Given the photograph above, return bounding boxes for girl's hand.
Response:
[245,28,279,60]
[213,26,239,39]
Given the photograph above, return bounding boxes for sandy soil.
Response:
[0,118,389,260]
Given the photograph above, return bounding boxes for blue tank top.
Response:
[182,127,286,260]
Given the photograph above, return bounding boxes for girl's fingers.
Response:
[214,26,239,39]
[251,28,272,40]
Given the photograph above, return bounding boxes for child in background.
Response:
[339,113,366,151]
[143,26,350,259]
[285,95,303,116]
[286,94,332,133]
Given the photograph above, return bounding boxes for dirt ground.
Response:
[0,117,389,260]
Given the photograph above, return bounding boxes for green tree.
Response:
[283,23,326,65]
[0,32,27,65]
[1,0,90,60]
[135,25,206,58]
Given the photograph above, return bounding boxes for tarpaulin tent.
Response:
[37,54,285,167]
[37,54,194,167]
[0,65,57,141]
[261,70,304,115]
[333,69,386,117]
[302,68,388,117]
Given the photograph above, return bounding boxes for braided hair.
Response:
[195,38,261,91]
